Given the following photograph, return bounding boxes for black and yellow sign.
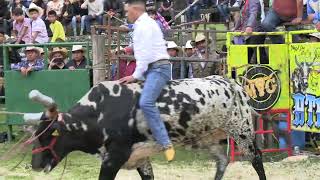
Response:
[240,65,281,111]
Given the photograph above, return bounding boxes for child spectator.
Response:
[81,0,104,34]
[66,45,87,70]
[48,47,68,70]
[27,3,49,43]
[61,0,74,30]
[72,0,88,36]
[48,10,66,42]
[11,46,44,76]
[46,0,64,19]
[12,8,32,44]
[10,0,27,16]
[33,0,47,19]
[159,0,174,23]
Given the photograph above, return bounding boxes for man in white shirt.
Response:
[119,0,175,162]
[81,0,104,34]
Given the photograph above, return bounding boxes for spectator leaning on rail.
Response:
[190,33,217,78]
[48,47,68,70]
[81,0,104,34]
[12,8,32,44]
[72,0,88,36]
[11,46,44,76]
[233,0,268,63]
[48,10,66,42]
[119,0,175,162]
[261,0,304,43]
[66,45,87,70]
[27,3,49,43]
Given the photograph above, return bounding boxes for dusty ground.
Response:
[0,153,320,180]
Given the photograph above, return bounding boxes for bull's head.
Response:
[24,90,70,173]
[295,54,317,89]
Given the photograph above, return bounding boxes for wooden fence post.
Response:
[92,34,106,85]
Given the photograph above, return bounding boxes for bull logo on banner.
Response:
[292,53,320,129]
[240,65,281,111]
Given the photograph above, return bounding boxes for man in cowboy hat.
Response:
[183,40,194,58]
[11,46,44,76]
[190,33,219,78]
[66,45,87,70]
[49,47,68,70]
[27,3,49,43]
[183,40,194,78]
[167,41,187,79]
[119,0,175,162]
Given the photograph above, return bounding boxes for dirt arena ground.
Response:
[1,152,320,180]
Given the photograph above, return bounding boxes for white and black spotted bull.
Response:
[26,75,266,180]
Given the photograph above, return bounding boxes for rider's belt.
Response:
[149,59,170,68]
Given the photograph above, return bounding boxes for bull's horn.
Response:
[29,90,55,108]
[23,112,44,124]
[239,76,251,83]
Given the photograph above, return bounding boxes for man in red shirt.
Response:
[262,0,303,43]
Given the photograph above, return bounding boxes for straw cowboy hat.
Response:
[72,45,85,52]
[183,40,193,49]
[194,33,212,44]
[25,46,40,54]
[166,41,181,52]
[49,47,68,59]
[38,47,44,54]
[26,3,44,17]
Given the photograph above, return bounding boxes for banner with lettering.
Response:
[227,42,289,112]
[289,43,320,133]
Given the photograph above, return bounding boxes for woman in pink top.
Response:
[12,8,32,44]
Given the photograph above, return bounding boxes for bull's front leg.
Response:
[137,158,154,180]
[99,142,131,180]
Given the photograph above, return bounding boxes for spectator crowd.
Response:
[0,0,320,79]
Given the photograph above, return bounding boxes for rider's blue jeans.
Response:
[139,63,171,147]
